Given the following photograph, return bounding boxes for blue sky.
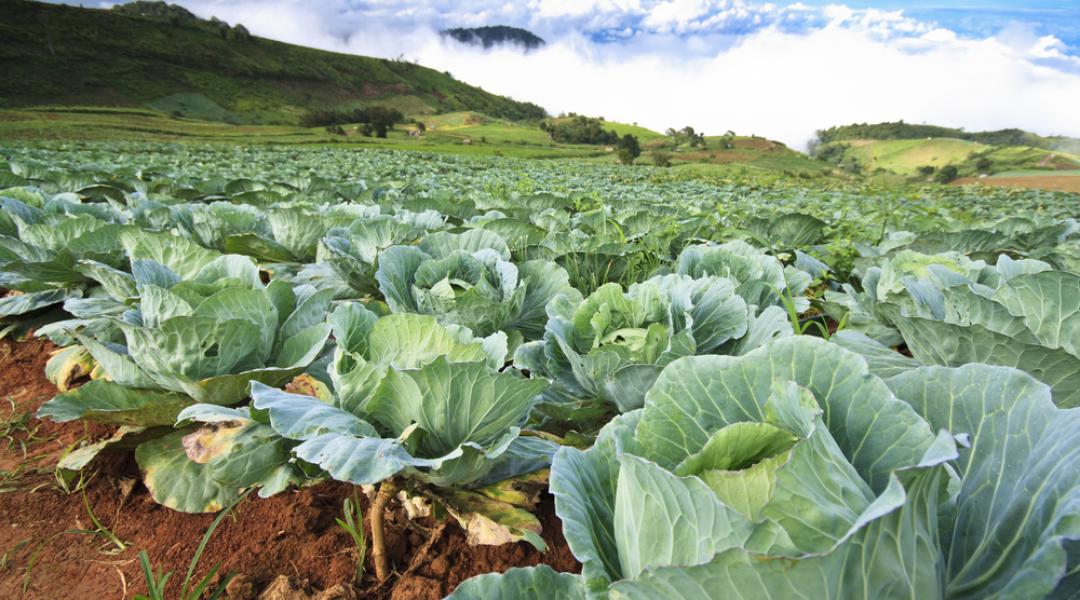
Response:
[90,0,1080,146]
[783,1,1080,50]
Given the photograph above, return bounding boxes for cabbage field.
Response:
[2,142,1079,599]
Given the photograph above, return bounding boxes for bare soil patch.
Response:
[954,175,1080,194]
[0,339,578,599]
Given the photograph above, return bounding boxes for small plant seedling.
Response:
[336,489,368,583]
[136,550,172,600]
[64,489,129,555]
[776,284,847,340]
[1,397,41,456]
[52,439,94,495]
[134,490,250,600]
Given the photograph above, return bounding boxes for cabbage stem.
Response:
[371,479,399,582]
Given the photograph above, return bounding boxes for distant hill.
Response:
[0,1,546,124]
[814,136,1080,180]
[815,121,1080,154]
[441,26,545,51]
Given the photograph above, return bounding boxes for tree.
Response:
[667,126,705,148]
[540,116,618,145]
[935,164,959,183]
[302,105,403,136]
[617,134,641,165]
[680,126,704,147]
[814,143,849,164]
[366,106,403,138]
[227,24,251,42]
[975,157,993,174]
[650,151,673,167]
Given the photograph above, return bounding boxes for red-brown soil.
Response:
[954,175,1080,194]
[0,338,579,599]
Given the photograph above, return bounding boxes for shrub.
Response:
[935,164,959,183]
[617,134,641,165]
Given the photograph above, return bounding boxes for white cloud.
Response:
[133,0,1080,148]
[641,0,714,31]
[406,24,1080,148]
[532,0,643,19]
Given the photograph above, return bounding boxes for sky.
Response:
[91,0,1080,148]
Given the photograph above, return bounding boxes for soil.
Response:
[953,175,1080,194]
[0,338,580,599]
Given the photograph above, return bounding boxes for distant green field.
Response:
[0,108,849,183]
[417,113,556,146]
[598,120,667,141]
[822,137,1080,178]
[847,138,988,174]
[0,108,609,159]
[984,146,1080,172]
[146,93,242,123]
[661,136,832,177]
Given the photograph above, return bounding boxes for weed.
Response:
[336,489,368,583]
[65,489,129,555]
[134,489,251,600]
[0,457,50,495]
[777,285,847,340]
[0,397,41,456]
[52,439,94,495]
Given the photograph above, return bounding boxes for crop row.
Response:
[1,144,1078,598]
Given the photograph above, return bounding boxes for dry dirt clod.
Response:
[428,555,450,578]
[258,575,309,600]
[118,477,137,502]
[313,583,357,600]
[256,576,355,600]
[226,573,257,600]
[390,575,443,600]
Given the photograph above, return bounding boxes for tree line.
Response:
[300,106,406,137]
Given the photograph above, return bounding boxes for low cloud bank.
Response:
[158,1,1080,148]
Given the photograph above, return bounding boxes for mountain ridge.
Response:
[441,26,546,51]
[0,1,546,124]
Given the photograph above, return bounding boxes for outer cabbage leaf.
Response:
[887,365,1080,599]
[447,565,586,600]
[289,358,547,488]
[462,338,956,599]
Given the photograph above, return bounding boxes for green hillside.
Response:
[664,136,832,177]
[597,120,667,142]
[817,137,1080,179]
[0,0,545,124]
[844,138,990,174]
[815,121,1080,153]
